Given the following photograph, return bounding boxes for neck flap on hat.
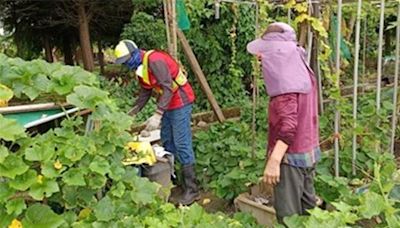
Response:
[259,23,313,97]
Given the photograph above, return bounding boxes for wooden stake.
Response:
[177,29,225,123]
[171,0,178,59]
[163,0,172,54]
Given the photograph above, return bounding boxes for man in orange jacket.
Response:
[115,40,199,205]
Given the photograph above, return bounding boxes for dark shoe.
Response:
[177,164,200,205]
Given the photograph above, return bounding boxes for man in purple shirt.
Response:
[247,22,320,223]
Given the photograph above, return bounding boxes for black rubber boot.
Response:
[177,164,200,205]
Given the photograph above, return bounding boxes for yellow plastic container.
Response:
[123,141,157,166]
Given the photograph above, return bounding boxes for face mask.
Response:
[124,49,142,70]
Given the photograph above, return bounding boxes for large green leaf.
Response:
[130,176,158,205]
[29,178,59,200]
[89,157,110,175]
[110,182,126,198]
[109,161,125,181]
[0,182,15,203]
[86,173,107,189]
[22,204,65,228]
[6,198,26,216]
[0,145,9,163]
[49,69,76,95]
[23,86,41,100]
[0,206,14,228]
[62,145,86,162]
[62,168,86,186]
[25,144,55,162]
[0,115,26,141]
[41,161,65,178]
[359,191,386,219]
[0,154,29,179]
[93,196,115,222]
[66,85,109,110]
[33,74,51,92]
[9,170,37,191]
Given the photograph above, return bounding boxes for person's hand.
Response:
[263,158,281,186]
[144,112,162,131]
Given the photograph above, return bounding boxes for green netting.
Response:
[177,0,190,30]
[329,15,352,61]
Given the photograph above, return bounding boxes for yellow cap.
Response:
[114,40,138,64]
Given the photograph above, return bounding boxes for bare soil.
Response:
[170,186,236,214]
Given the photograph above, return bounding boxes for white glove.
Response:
[144,112,162,131]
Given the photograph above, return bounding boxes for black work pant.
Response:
[273,163,317,224]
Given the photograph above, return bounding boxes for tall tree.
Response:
[0,0,133,71]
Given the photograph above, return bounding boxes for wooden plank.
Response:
[130,107,239,133]
[177,29,226,122]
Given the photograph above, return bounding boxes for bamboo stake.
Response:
[376,0,385,111]
[171,0,178,59]
[307,1,313,64]
[307,25,313,64]
[362,17,367,83]
[251,1,259,158]
[352,0,363,175]
[163,0,172,54]
[334,0,343,177]
[177,30,225,122]
[389,3,400,154]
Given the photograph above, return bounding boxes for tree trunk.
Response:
[43,36,54,63]
[98,40,105,75]
[77,0,94,71]
[63,35,74,65]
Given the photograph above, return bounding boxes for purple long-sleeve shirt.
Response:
[267,74,320,167]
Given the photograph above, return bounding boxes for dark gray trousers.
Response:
[273,163,317,223]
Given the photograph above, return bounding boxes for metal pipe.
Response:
[334,0,342,177]
[352,0,363,175]
[0,102,68,114]
[390,3,400,154]
[24,107,80,129]
[376,0,385,111]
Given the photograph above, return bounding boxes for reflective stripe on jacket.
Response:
[138,50,195,111]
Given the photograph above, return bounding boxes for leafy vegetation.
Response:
[0,54,98,102]
[0,55,259,227]
[282,153,400,227]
